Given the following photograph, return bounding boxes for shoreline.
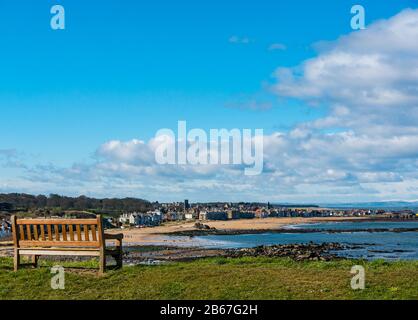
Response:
[118,217,417,263]
[1,217,416,261]
[1,216,416,258]
[109,216,416,247]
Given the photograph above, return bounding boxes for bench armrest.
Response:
[104,233,124,240]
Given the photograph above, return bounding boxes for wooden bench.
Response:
[11,215,123,274]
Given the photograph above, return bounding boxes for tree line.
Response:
[0,193,152,213]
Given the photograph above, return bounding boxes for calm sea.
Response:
[194,221,418,260]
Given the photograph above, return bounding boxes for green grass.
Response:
[0,256,417,300]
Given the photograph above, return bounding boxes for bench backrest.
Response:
[11,215,104,248]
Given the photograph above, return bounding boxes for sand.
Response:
[108,216,369,247]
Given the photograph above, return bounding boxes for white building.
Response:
[119,213,136,225]
[185,212,195,220]
[119,211,162,226]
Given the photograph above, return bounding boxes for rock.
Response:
[226,242,345,261]
[195,222,212,230]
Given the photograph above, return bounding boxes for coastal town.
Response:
[1,197,417,236]
[112,200,417,229]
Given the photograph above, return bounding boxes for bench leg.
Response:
[99,251,106,275]
[14,249,20,272]
[116,251,123,269]
[32,255,39,268]
[116,239,123,269]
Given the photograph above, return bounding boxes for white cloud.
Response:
[261,8,418,201]
[273,9,418,112]
[229,35,251,44]
[268,43,286,51]
[96,139,155,165]
[3,9,418,203]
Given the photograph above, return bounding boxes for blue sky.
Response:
[1,1,418,202]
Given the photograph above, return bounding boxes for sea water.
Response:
[194,221,418,260]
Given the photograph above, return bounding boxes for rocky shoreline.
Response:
[225,242,349,261]
[122,242,357,263]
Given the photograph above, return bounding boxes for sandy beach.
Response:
[109,216,370,247]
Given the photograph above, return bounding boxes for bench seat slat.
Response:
[18,249,101,257]
[19,240,101,248]
[19,247,100,251]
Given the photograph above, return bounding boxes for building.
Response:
[238,211,255,219]
[119,211,162,227]
[227,210,240,220]
[163,211,181,221]
[119,213,135,225]
[389,210,416,219]
[255,209,269,218]
[200,211,228,221]
[185,212,195,220]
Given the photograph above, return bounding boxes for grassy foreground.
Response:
[0,257,417,300]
